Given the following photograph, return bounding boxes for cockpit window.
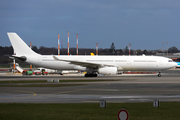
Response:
[168,60,173,62]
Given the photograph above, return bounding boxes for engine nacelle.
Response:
[98,67,117,75]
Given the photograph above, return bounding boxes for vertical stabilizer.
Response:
[7,33,38,55]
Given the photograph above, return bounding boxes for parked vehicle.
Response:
[33,68,56,75]
[22,70,33,75]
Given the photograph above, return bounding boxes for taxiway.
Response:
[0,69,180,103]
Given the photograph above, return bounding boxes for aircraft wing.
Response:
[53,56,114,68]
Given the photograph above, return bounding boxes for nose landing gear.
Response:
[158,71,161,77]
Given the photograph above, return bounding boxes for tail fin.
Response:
[7,33,38,55]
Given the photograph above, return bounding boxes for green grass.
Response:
[0,102,180,120]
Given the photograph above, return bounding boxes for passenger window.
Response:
[168,60,172,62]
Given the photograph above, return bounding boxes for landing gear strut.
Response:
[158,71,161,77]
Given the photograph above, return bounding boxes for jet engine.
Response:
[98,67,117,75]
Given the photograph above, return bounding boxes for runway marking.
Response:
[6,89,37,97]
[39,89,83,97]
[0,89,37,101]
[21,90,37,97]
[54,89,83,94]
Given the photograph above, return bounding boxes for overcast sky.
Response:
[1,0,180,50]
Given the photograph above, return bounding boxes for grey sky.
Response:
[1,0,180,50]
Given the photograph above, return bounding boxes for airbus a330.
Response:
[7,33,177,77]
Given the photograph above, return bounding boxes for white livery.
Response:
[7,33,177,77]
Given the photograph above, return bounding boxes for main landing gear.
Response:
[158,71,161,77]
[84,73,97,77]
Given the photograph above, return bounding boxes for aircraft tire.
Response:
[85,74,89,77]
[85,74,97,77]
[158,74,161,77]
[93,74,97,77]
[90,74,93,77]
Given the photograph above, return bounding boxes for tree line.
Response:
[0,43,179,64]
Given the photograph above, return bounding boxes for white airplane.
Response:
[7,33,177,77]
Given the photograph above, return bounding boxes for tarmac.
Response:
[0,68,180,103]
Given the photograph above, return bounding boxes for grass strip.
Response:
[0,102,180,120]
